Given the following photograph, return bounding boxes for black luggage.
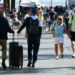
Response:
[9,35,23,68]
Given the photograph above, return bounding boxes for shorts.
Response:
[70,31,75,41]
[54,37,64,44]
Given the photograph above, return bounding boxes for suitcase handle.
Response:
[18,34,20,44]
[12,33,20,43]
[12,33,17,42]
[12,34,15,42]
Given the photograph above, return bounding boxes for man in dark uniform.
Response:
[0,5,14,69]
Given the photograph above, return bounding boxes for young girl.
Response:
[51,16,68,59]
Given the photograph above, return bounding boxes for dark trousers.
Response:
[27,35,39,63]
[39,27,42,46]
[39,27,42,39]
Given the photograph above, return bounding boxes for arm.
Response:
[50,24,55,37]
[17,19,27,33]
[5,18,14,33]
[64,24,71,38]
[65,28,71,38]
[68,15,72,30]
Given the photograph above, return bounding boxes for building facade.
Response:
[69,0,75,7]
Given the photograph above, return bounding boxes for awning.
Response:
[20,0,36,7]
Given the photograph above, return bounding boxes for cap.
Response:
[31,7,37,15]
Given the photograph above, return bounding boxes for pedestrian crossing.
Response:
[0,30,75,75]
[6,31,71,57]
[0,30,70,55]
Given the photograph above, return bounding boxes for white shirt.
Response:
[31,15,42,27]
[24,14,29,20]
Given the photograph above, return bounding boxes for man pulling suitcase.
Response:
[17,7,40,68]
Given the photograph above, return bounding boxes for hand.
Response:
[52,31,55,37]
[53,33,55,37]
[68,34,71,38]
[12,31,15,34]
[17,31,20,34]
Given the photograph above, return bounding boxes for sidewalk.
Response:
[0,31,75,75]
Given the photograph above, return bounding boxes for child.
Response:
[51,16,68,59]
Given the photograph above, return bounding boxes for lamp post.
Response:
[11,0,15,10]
[19,0,21,6]
[51,0,52,7]
[67,0,70,10]
[65,0,67,9]
[19,0,21,5]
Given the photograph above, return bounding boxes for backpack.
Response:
[28,17,39,34]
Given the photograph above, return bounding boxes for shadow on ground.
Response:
[0,54,73,61]
[0,66,75,74]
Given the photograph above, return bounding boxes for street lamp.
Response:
[51,0,52,7]
[68,0,71,10]
[11,0,15,10]
[19,0,21,5]
[65,0,70,10]
[65,0,67,9]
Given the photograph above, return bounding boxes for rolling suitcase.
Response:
[9,42,18,68]
[9,34,23,68]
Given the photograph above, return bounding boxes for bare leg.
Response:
[72,41,75,57]
[55,44,58,56]
[59,43,63,58]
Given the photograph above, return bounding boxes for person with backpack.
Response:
[68,7,75,58]
[17,7,40,68]
[51,16,69,59]
[0,5,14,69]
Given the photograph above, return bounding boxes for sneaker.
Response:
[56,56,59,59]
[27,61,32,67]
[2,63,7,69]
[60,55,64,58]
[72,55,75,58]
[72,54,75,58]
[32,64,35,68]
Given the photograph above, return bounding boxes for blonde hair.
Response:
[38,8,44,22]
[57,16,64,23]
